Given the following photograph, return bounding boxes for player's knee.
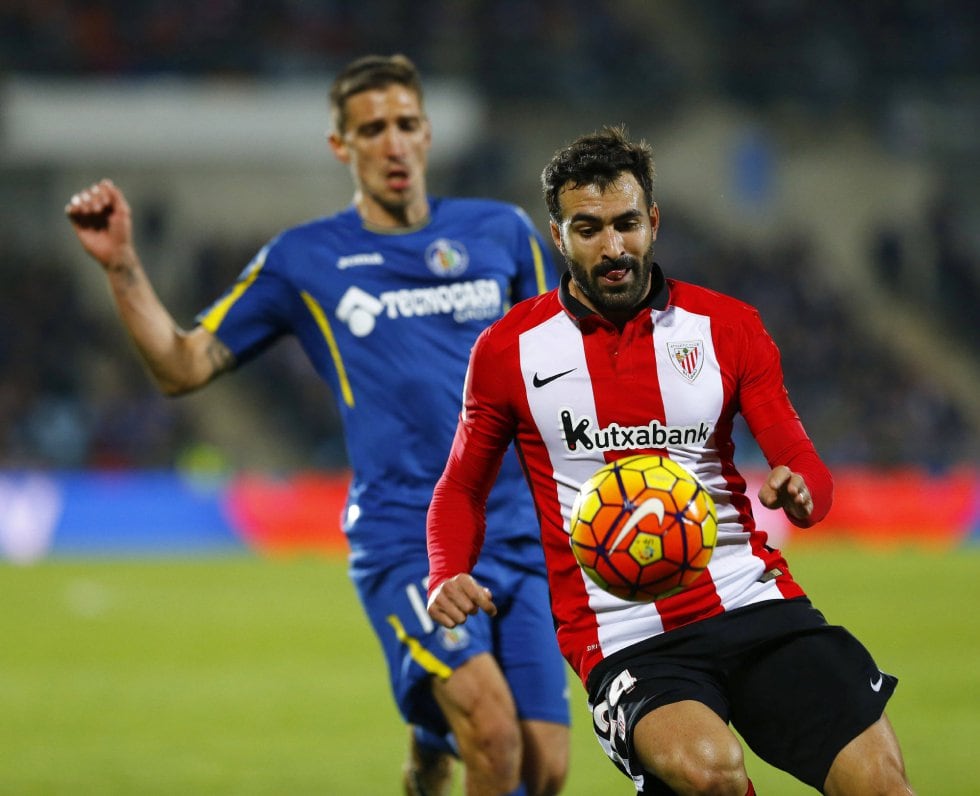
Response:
[872,755,914,795]
[658,737,747,796]
[466,715,522,792]
[521,737,569,796]
[524,760,567,796]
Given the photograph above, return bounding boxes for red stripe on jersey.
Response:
[748,534,807,600]
[656,578,725,630]
[582,310,668,461]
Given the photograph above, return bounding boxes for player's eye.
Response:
[359,121,386,138]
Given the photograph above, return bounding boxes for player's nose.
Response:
[382,127,409,158]
[598,226,626,259]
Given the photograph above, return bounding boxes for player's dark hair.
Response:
[330,54,424,133]
[541,125,655,222]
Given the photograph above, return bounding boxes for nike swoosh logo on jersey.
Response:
[533,368,576,388]
[870,672,884,692]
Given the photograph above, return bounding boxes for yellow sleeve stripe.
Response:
[198,249,267,334]
[530,235,548,295]
[505,235,549,313]
[300,291,355,408]
[386,614,454,681]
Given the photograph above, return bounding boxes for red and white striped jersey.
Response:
[428,270,833,685]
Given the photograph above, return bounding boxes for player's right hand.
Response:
[65,178,135,269]
[427,573,497,628]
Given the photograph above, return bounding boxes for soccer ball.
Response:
[568,455,718,602]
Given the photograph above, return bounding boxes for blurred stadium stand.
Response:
[1,0,977,473]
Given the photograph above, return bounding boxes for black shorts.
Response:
[586,598,898,794]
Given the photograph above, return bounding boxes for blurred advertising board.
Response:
[0,468,976,562]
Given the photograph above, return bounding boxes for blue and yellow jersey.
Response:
[197,197,557,568]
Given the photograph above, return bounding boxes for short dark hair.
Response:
[541,125,655,222]
[329,54,424,133]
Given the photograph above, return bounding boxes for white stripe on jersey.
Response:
[519,311,597,518]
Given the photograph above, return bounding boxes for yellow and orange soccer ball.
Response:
[568,455,718,602]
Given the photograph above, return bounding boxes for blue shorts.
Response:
[351,540,570,742]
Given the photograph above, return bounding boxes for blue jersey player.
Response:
[66,55,570,796]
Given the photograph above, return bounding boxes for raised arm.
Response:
[65,179,233,395]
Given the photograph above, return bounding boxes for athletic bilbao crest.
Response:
[667,340,704,381]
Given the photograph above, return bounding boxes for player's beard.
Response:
[566,242,656,316]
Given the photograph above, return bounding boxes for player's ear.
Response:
[550,221,565,254]
[328,131,350,164]
[649,202,660,240]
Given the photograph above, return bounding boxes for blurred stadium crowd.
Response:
[1,1,977,472]
[2,1,976,107]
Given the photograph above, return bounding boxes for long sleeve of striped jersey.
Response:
[427,331,512,595]
[736,316,833,527]
[751,414,833,527]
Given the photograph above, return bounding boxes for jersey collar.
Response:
[558,262,669,321]
[356,196,435,235]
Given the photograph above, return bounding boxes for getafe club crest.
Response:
[425,238,469,277]
[438,625,470,651]
[667,340,704,381]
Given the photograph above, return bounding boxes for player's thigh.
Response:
[431,651,518,738]
[823,714,911,796]
[589,657,735,794]
[433,656,570,791]
[634,700,744,781]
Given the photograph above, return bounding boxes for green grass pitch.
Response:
[1,544,977,794]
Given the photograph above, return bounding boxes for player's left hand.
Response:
[758,465,814,522]
[427,573,497,628]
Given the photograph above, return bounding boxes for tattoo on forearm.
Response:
[107,260,138,286]
[206,339,235,376]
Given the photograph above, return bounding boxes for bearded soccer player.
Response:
[66,55,570,796]
[426,126,914,796]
